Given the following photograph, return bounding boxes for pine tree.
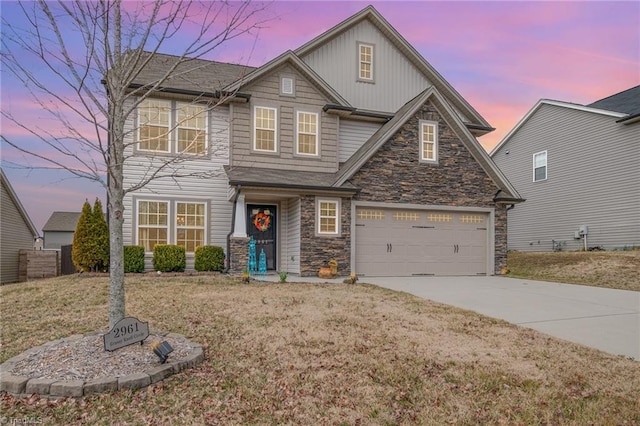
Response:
[92,199,110,272]
[72,200,93,272]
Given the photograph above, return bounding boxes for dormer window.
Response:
[358,42,374,82]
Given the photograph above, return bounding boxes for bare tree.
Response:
[1,0,269,328]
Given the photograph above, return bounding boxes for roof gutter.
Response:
[228,180,359,194]
[125,83,251,103]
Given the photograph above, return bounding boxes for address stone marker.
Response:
[103,317,149,351]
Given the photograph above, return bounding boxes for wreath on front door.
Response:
[253,212,271,232]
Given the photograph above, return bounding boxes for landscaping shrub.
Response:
[72,199,109,272]
[194,246,225,272]
[153,245,186,272]
[124,245,145,273]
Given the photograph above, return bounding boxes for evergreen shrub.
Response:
[153,245,186,272]
[194,246,225,272]
[124,245,145,273]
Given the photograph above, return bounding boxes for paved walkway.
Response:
[258,275,639,360]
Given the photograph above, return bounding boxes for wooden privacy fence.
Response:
[61,244,76,275]
[18,250,59,282]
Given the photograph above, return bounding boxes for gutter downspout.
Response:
[225,185,242,274]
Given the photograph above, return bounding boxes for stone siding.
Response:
[299,195,351,277]
[228,237,249,274]
[347,100,508,273]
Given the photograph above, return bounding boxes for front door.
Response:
[247,204,277,270]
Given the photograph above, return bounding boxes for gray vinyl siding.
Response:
[122,100,232,270]
[338,119,382,162]
[301,20,434,114]
[43,231,74,250]
[231,64,339,172]
[1,181,36,283]
[493,104,640,251]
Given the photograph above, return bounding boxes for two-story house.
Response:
[123,6,522,277]
[491,86,640,252]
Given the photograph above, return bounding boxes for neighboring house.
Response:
[42,212,81,250]
[1,169,39,283]
[122,6,522,276]
[491,85,640,252]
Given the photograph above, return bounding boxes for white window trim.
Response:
[419,120,438,163]
[295,111,319,157]
[253,105,278,153]
[137,99,209,155]
[533,150,547,182]
[280,75,295,97]
[316,198,341,236]
[357,42,374,82]
[136,199,170,252]
[135,198,209,253]
[137,99,171,154]
[176,102,209,155]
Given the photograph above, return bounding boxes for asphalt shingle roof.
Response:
[587,85,640,116]
[224,166,357,192]
[42,212,81,232]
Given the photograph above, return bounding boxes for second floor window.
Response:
[254,106,277,152]
[138,99,208,155]
[296,112,318,156]
[420,121,438,163]
[358,43,374,81]
[533,151,547,182]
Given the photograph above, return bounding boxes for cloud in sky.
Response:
[1,1,638,233]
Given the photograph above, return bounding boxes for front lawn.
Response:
[1,275,638,424]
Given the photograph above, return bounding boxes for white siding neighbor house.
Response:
[120,5,522,276]
[491,86,640,252]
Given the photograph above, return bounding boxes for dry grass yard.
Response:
[1,273,639,425]
[507,250,640,291]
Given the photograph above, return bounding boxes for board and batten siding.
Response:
[338,119,382,162]
[122,101,232,270]
[282,197,301,274]
[1,178,36,283]
[299,20,429,115]
[493,104,640,251]
[231,64,339,173]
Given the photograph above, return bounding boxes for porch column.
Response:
[233,193,247,237]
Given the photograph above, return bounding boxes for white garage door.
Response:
[355,208,488,276]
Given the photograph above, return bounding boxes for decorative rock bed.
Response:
[0,332,204,397]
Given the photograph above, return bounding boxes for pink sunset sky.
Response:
[1,1,639,234]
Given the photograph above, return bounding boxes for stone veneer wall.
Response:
[347,100,508,274]
[299,195,351,277]
[228,237,249,274]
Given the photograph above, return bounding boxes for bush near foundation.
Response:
[153,245,186,272]
[124,246,145,273]
[194,246,225,272]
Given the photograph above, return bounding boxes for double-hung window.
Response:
[358,43,374,81]
[177,104,207,154]
[176,202,205,252]
[254,106,277,152]
[317,198,340,235]
[420,120,438,163]
[296,111,318,156]
[139,99,170,152]
[137,201,169,252]
[137,200,206,252]
[138,99,208,155]
[533,151,547,182]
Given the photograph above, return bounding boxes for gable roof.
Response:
[490,99,629,156]
[223,50,351,106]
[1,169,38,237]
[42,212,81,232]
[333,87,522,202]
[294,5,494,134]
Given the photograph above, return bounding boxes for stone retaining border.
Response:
[0,332,204,398]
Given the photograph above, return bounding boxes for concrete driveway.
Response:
[365,276,639,360]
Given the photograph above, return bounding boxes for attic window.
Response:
[420,120,438,163]
[281,76,294,96]
[358,42,374,82]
